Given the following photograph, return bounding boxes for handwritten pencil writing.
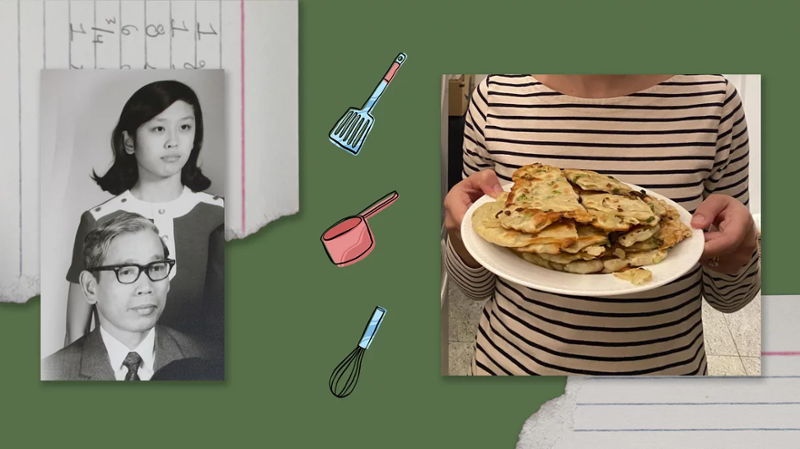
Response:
[66,1,222,71]
[197,23,217,40]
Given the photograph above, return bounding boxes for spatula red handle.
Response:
[383,53,407,84]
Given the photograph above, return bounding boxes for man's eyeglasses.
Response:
[90,260,176,284]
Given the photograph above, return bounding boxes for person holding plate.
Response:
[444,75,760,376]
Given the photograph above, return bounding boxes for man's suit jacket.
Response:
[42,325,206,381]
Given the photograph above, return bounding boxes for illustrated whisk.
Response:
[329,306,386,398]
[329,345,366,399]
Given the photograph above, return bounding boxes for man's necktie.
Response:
[123,352,143,381]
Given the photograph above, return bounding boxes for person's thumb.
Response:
[473,170,505,198]
[691,194,729,229]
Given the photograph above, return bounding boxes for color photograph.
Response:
[441,74,762,377]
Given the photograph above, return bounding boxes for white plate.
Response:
[460,182,705,297]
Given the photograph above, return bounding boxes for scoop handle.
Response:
[359,191,399,220]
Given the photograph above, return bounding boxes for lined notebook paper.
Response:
[0,0,298,303]
[518,294,800,449]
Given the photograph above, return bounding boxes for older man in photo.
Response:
[42,212,220,381]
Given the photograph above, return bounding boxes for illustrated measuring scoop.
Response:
[321,191,399,267]
[329,53,407,156]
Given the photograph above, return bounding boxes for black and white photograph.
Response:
[40,70,226,381]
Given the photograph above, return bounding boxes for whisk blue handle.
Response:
[359,306,386,349]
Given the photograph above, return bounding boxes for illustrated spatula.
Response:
[329,53,407,156]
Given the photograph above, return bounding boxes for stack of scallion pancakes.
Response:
[471,163,694,285]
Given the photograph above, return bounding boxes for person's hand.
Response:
[691,194,758,275]
[444,170,504,267]
[445,170,504,235]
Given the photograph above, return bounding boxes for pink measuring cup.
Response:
[321,191,399,267]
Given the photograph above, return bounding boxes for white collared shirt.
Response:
[99,326,157,381]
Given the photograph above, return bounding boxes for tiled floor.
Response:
[703,292,761,376]
[445,283,761,376]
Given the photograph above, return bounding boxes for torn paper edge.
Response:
[0,274,40,304]
[222,0,298,242]
[516,377,584,449]
[225,206,299,241]
[1,203,301,302]
[0,204,302,303]
[1,0,300,302]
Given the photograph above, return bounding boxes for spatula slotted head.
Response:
[329,107,375,156]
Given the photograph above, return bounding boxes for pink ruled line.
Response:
[240,0,246,233]
[762,352,800,356]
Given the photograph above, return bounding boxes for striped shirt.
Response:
[445,75,761,376]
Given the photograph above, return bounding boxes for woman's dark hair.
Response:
[92,80,211,195]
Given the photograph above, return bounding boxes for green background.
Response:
[1,0,796,447]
